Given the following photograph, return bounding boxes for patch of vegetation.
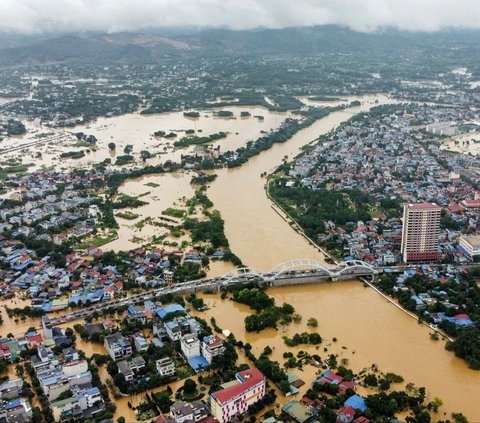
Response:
[113,194,148,209]
[115,210,140,220]
[60,150,85,159]
[232,288,296,332]
[115,154,135,165]
[173,132,227,148]
[183,111,200,118]
[216,110,234,117]
[162,208,186,218]
[191,173,217,185]
[283,332,322,346]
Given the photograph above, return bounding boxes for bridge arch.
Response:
[220,266,266,284]
[219,258,378,283]
[333,259,378,280]
[268,258,331,278]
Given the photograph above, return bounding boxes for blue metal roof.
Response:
[188,355,209,371]
[344,394,367,412]
[157,303,186,319]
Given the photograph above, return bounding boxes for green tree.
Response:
[183,379,197,394]
[140,150,152,161]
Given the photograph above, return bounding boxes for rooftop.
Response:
[211,368,264,404]
[407,202,440,210]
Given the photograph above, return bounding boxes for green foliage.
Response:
[232,288,274,311]
[6,119,26,135]
[115,154,134,165]
[175,263,206,282]
[174,132,227,148]
[60,150,85,159]
[113,194,148,209]
[255,357,290,393]
[183,211,228,248]
[183,111,200,118]
[446,327,480,369]
[191,173,217,185]
[216,110,233,117]
[284,332,322,346]
[183,379,197,394]
[162,208,186,218]
[270,183,371,238]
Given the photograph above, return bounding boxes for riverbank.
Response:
[360,277,454,342]
[266,176,338,265]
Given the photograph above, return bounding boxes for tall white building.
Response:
[180,334,200,360]
[401,203,441,262]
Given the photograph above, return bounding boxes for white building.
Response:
[156,357,176,377]
[62,360,89,378]
[180,334,200,360]
[459,235,480,258]
[88,205,100,218]
[165,321,182,341]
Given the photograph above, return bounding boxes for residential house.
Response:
[104,333,132,361]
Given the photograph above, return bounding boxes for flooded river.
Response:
[208,94,397,270]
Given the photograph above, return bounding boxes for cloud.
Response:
[0,0,479,34]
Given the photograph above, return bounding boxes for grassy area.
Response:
[115,211,140,220]
[77,231,118,249]
[369,209,384,218]
[162,208,186,218]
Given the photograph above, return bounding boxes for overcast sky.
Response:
[1,0,480,34]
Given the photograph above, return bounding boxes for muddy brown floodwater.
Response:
[193,284,480,421]
[208,95,398,270]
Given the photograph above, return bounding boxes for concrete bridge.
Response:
[219,258,379,286]
[48,259,378,326]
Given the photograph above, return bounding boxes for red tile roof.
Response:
[337,406,356,418]
[212,368,264,404]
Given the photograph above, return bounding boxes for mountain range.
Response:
[0,25,479,66]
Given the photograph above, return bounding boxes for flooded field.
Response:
[0,106,288,173]
[442,132,480,156]
[103,172,195,252]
